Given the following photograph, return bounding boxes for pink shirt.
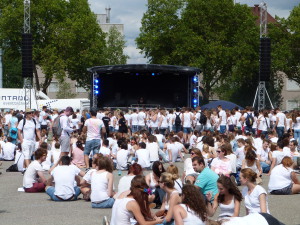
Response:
[71,147,85,167]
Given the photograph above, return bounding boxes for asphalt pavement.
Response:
[0,160,300,225]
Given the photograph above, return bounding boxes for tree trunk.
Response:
[42,75,52,95]
[199,86,210,105]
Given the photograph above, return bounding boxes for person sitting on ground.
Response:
[183,148,203,184]
[117,163,143,197]
[145,161,166,208]
[268,141,289,175]
[192,156,219,200]
[240,168,269,214]
[135,142,151,169]
[23,148,48,193]
[242,150,262,184]
[211,145,232,176]
[207,175,242,219]
[257,139,271,173]
[80,153,102,201]
[116,140,129,170]
[46,155,85,201]
[71,140,86,168]
[155,172,181,225]
[90,156,115,208]
[0,137,17,161]
[268,156,300,195]
[167,137,184,163]
[173,184,207,225]
[110,175,163,225]
[166,164,183,194]
[99,139,111,157]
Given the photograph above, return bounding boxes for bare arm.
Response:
[291,171,300,184]
[267,157,276,175]
[37,171,47,184]
[206,193,219,217]
[256,160,262,177]
[173,205,185,225]
[259,193,268,213]
[233,199,241,217]
[165,193,180,222]
[107,172,114,197]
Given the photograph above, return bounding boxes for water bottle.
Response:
[118,169,122,176]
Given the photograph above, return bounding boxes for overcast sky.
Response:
[89,0,300,64]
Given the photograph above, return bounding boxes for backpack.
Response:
[52,116,62,138]
[245,113,254,127]
[174,113,181,126]
[199,112,207,125]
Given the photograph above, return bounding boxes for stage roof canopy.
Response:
[87,64,201,76]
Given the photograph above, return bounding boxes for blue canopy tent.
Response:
[201,100,244,110]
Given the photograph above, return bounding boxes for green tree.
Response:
[137,0,260,104]
[104,26,129,65]
[56,80,77,99]
[0,0,107,94]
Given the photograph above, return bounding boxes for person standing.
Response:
[17,108,41,168]
[218,105,227,134]
[8,111,18,144]
[59,107,74,157]
[83,108,106,169]
[275,108,286,139]
[39,106,49,131]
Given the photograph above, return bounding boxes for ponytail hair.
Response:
[160,172,177,188]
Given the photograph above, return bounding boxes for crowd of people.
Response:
[1,105,299,224]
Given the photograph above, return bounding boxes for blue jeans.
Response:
[260,161,270,173]
[92,198,115,208]
[132,125,139,133]
[173,125,182,133]
[220,125,226,134]
[159,149,169,163]
[245,126,253,134]
[294,129,300,144]
[84,139,100,155]
[46,186,81,201]
[276,126,284,138]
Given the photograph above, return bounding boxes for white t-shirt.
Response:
[39,111,48,125]
[71,118,80,129]
[23,160,43,188]
[131,113,139,126]
[137,112,146,126]
[272,150,287,165]
[99,146,111,156]
[219,110,227,125]
[167,143,181,162]
[226,154,237,173]
[1,142,16,160]
[222,213,268,225]
[235,146,245,168]
[268,164,293,192]
[294,117,300,129]
[211,157,232,175]
[146,142,160,162]
[17,119,39,141]
[256,148,269,161]
[14,150,25,172]
[242,185,269,214]
[124,113,131,125]
[84,118,104,141]
[276,112,286,127]
[235,111,242,127]
[183,112,192,128]
[117,175,135,196]
[83,168,97,184]
[117,149,129,170]
[135,148,151,168]
[51,165,80,200]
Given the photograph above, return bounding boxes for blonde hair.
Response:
[160,172,177,188]
[203,144,209,153]
[166,165,179,179]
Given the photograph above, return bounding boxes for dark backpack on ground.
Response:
[174,113,181,126]
[245,113,254,127]
[199,112,207,125]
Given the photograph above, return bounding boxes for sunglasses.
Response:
[191,152,195,155]
[217,150,225,153]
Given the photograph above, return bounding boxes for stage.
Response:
[87,64,201,108]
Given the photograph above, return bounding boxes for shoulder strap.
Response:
[175,180,182,189]
[15,152,23,164]
[22,119,26,132]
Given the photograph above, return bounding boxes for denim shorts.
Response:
[183,127,191,134]
[84,139,100,156]
[92,197,115,208]
[46,186,81,201]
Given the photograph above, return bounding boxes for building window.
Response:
[48,82,59,92]
[286,100,300,111]
[76,83,87,93]
[286,79,300,91]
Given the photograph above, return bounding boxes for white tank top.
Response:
[165,190,179,211]
[160,115,168,128]
[183,112,192,128]
[110,198,135,225]
[180,204,206,225]
[149,172,157,189]
[90,171,110,203]
[245,161,259,174]
[219,198,235,218]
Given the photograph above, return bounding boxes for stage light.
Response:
[136,73,139,76]
[152,73,155,76]
[95,90,99,94]
[193,99,198,103]
[193,88,197,93]
[95,79,99,84]
[94,85,98,89]
[193,104,197,108]
[193,77,198,83]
